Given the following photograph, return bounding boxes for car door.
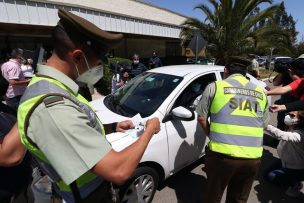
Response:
[164,72,217,173]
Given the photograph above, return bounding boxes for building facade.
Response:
[0,0,188,64]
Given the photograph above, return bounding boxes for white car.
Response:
[270,56,292,70]
[91,65,270,203]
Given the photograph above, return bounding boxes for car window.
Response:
[276,57,292,63]
[173,73,216,110]
[104,72,183,117]
[220,71,224,79]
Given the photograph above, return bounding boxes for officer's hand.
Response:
[145,117,160,135]
[116,120,134,132]
[269,104,286,113]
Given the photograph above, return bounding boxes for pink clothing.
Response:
[1,59,27,98]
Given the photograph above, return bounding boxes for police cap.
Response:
[57,8,123,63]
[247,53,256,58]
[227,56,251,69]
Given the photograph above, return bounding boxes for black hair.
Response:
[11,48,23,59]
[52,26,76,60]
[52,25,91,60]
[290,59,304,77]
[225,64,246,76]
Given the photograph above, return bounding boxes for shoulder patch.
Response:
[43,96,64,107]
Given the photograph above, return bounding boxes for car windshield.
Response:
[104,72,183,117]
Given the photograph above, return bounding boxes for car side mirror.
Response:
[162,106,195,123]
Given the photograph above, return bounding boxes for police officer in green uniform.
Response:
[17,9,160,203]
[196,57,268,203]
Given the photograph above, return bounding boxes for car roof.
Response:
[147,65,224,77]
[274,56,291,59]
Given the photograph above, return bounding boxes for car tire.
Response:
[119,167,159,203]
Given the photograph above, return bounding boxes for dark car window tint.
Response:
[220,71,224,79]
[174,73,217,110]
[104,72,183,117]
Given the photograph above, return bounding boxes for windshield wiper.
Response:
[106,95,118,112]
[106,95,132,116]
[116,105,133,117]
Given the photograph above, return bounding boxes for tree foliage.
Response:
[256,2,297,56]
[180,0,293,65]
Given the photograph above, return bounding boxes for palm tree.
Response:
[180,0,292,65]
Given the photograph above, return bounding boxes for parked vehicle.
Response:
[256,56,267,67]
[269,56,292,70]
[91,65,270,203]
[186,58,215,65]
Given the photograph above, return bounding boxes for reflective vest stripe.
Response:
[209,141,263,158]
[210,113,263,127]
[210,122,263,137]
[225,76,257,89]
[20,80,102,134]
[209,75,267,158]
[33,153,103,200]
[18,76,105,201]
[20,80,73,104]
[210,132,263,147]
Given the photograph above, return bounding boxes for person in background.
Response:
[267,58,304,99]
[247,54,260,78]
[196,56,268,203]
[17,9,160,203]
[268,58,304,128]
[271,68,299,131]
[1,48,30,110]
[175,81,202,110]
[21,58,34,79]
[264,111,304,198]
[267,76,304,112]
[130,54,147,77]
[111,68,130,93]
[149,51,162,69]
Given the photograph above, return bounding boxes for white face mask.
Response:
[133,60,139,64]
[75,55,103,85]
[284,115,300,126]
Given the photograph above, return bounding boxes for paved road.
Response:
[152,83,304,203]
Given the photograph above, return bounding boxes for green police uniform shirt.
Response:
[26,65,112,184]
[196,74,269,126]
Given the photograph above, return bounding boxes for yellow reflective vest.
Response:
[18,75,105,201]
[209,74,267,158]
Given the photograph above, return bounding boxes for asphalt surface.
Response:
[152,83,304,203]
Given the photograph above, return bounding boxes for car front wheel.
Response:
[119,167,159,203]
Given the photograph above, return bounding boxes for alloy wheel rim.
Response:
[122,174,155,203]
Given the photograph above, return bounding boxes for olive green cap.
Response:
[227,56,251,69]
[57,8,123,63]
[247,53,256,58]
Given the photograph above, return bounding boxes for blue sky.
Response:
[144,0,304,42]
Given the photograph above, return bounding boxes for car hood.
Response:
[90,96,129,124]
[90,97,138,151]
